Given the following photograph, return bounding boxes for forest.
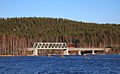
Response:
[0,17,120,55]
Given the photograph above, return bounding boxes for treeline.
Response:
[0,34,27,55]
[0,17,120,55]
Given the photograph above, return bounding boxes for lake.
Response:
[0,55,120,74]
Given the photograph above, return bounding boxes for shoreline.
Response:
[0,53,120,57]
[0,55,25,57]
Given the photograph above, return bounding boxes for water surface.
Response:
[0,55,120,74]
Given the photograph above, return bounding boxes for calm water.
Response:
[0,55,120,74]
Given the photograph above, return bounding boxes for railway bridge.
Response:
[27,42,111,55]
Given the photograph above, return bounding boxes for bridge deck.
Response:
[27,48,107,51]
[68,48,105,51]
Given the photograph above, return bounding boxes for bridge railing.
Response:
[33,42,67,49]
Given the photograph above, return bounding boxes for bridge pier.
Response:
[63,49,69,55]
[33,49,38,56]
[92,50,95,55]
[78,50,81,55]
[105,48,110,52]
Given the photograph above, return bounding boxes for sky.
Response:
[0,0,120,24]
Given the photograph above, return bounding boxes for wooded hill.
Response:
[0,17,120,55]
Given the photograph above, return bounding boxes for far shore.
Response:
[0,55,26,57]
[0,52,120,57]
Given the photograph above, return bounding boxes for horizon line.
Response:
[0,16,119,25]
